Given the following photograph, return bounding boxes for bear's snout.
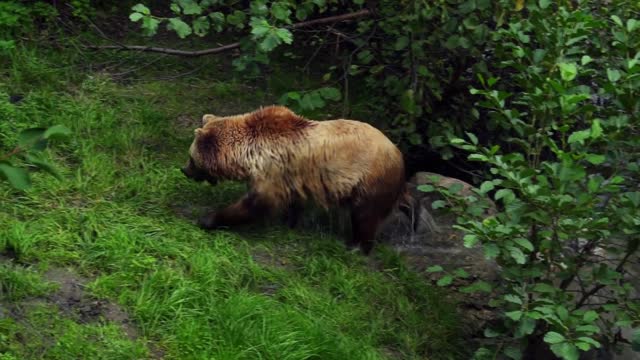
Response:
[180,166,190,177]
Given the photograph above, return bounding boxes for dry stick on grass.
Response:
[85,9,371,57]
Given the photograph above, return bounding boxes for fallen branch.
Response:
[86,9,371,57]
[86,42,240,57]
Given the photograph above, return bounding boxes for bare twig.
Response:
[0,147,22,161]
[573,249,635,310]
[110,54,169,77]
[302,25,335,72]
[86,9,371,57]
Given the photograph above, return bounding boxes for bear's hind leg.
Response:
[350,206,385,255]
[199,191,273,229]
[350,190,399,255]
[284,200,303,229]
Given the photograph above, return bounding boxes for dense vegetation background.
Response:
[1,1,639,359]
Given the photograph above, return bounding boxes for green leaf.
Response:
[504,345,522,359]
[180,0,202,15]
[483,243,499,259]
[576,325,599,334]
[585,154,605,165]
[628,19,639,32]
[533,283,556,293]
[417,184,435,193]
[437,275,453,286]
[453,268,469,278]
[556,305,569,321]
[271,2,291,21]
[426,265,444,273]
[558,63,578,81]
[167,18,192,38]
[568,129,590,144]
[460,280,492,293]
[533,49,546,64]
[464,234,479,248]
[504,294,523,304]
[400,89,416,114]
[484,328,501,338]
[577,337,601,348]
[544,331,566,344]
[142,17,160,36]
[0,163,31,190]
[538,0,551,8]
[551,343,579,360]
[394,36,409,51]
[611,15,623,27]
[259,32,281,51]
[468,154,488,162]
[192,16,210,36]
[506,310,523,321]
[516,318,536,338]
[447,183,464,194]
[466,132,478,145]
[479,181,494,194]
[132,4,150,15]
[513,238,534,252]
[588,176,601,192]
[495,189,515,203]
[18,128,46,149]
[170,3,181,14]
[591,119,603,138]
[275,28,293,44]
[583,311,598,322]
[510,247,526,264]
[318,87,341,101]
[607,68,621,82]
[431,200,446,209]
[129,12,144,22]
[581,55,593,65]
[250,18,270,37]
[227,10,247,28]
[25,154,62,180]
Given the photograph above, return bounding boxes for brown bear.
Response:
[181,105,406,254]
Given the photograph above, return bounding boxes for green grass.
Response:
[0,44,465,359]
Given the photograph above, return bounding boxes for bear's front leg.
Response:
[199,191,272,229]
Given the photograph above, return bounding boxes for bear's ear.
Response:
[202,114,220,126]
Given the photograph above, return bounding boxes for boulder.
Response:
[378,172,498,280]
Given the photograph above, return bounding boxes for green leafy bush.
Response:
[419,2,640,359]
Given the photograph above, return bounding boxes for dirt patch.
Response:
[1,264,166,357]
[174,114,200,129]
[41,267,140,338]
[251,247,292,270]
[170,202,210,222]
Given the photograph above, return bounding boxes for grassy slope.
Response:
[0,45,465,359]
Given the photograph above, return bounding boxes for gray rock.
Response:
[378,172,498,280]
[377,172,501,334]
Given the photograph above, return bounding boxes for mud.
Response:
[0,259,164,358]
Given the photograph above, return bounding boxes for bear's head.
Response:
[181,127,220,185]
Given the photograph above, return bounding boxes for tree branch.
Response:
[573,249,635,310]
[85,9,371,57]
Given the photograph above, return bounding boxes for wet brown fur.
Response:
[184,105,406,254]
